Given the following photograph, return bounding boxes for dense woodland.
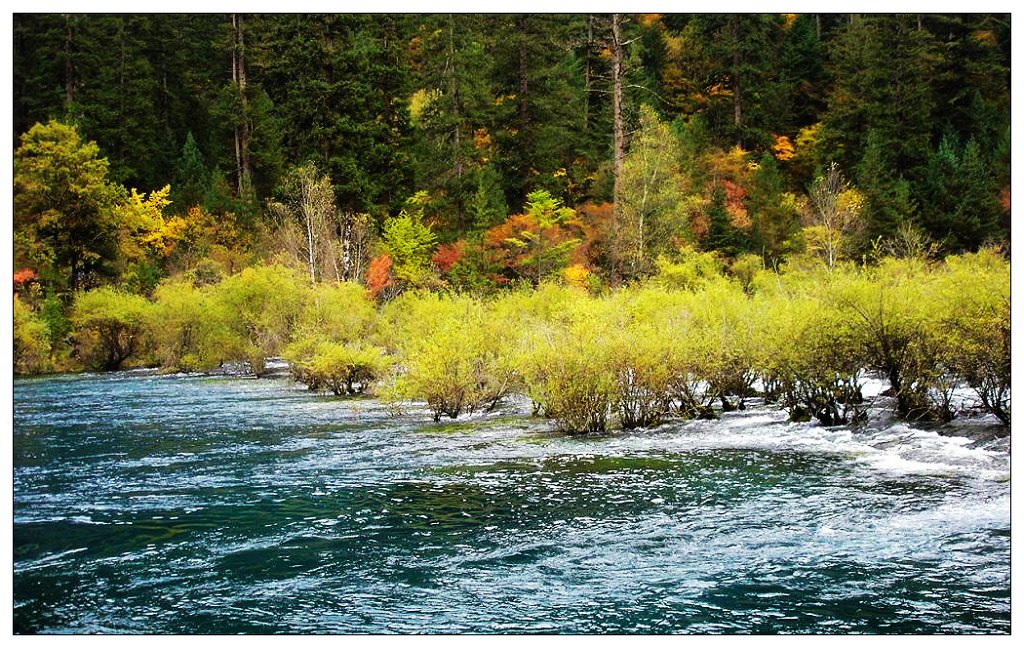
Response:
[12,14,1011,427]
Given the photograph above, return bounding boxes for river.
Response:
[12,370,1010,634]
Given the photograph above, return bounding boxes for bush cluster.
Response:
[14,250,1010,431]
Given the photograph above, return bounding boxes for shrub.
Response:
[767,295,868,426]
[207,264,309,376]
[514,296,617,434]
[148,280,235,372]
[287,340,391,396]
[938,249,1011,424]
[70,287,154,371]
[13,295,51,374]
[382,293,518,421]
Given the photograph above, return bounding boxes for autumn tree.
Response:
[803,162,864,271]
[487,190,582,286]
[14,120,121,291]
[617,105,693,279]
[268,162,341,282]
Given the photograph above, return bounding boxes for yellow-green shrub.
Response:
[287,340,391,396]
[70,287,154,371]
[207,264,309,376]
[149,280,237,372]
[13,295,51,375]
[766,294,868,426]
[514,295,618,433]
[381,293,518,421]
[936,248,1010,424]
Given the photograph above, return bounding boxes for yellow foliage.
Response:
[408,88,441,124]
[115,185,182,262]
[473,127,492,151]
[837,188,866,214]
[562,263,590,289]
[794,123,822,160]
[772,134,795,161]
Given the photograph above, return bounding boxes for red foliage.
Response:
[365,253,395,300]
[14,268,38,285]
[720,179,752,231]
[431,241,465,274]
[573,201,615,269]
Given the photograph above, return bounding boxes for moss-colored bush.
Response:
[381,292,519,421]
[207,264,309,376]
[147,280,237,372]
[287,340,391,396]
[514,294,617,434]
[937,248,1010,424]
[13,295,52,375]
[70,287,154,371]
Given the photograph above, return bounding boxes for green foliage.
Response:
[653,245,728,291]
[287,340,391,396]
[268,162,343,282]
[70,287,154,371]
[173,132,211,212]
[13,295,52,375]
[514,292,617,433]
[919,135,1005,252]
[14,120,121,291]
[208,264,309,375]
[763,293,867,426]
[147,280,235,373]
[830,261,935,419]
[617,104,693,279]
[381,292,518,421]
[379,192,439,289]
[937,248,1010,424]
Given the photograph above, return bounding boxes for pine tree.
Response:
[173,132,211,213]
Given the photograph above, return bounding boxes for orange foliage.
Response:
[573,201,615,268]
[1000,187,1010,213]
[772,134,795,161]
[481,209,585,283]
[431,241,465,274]
[366,253,396,300]
[14,268,38,285]
[639,14,663,28]
[691,212,710,239]
[721,179,752,231]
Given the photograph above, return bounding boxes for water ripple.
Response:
[13,372,1010,634]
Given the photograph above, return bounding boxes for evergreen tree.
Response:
[14,121,122,291]
[855,129,918,247]
[250,14,413,217]
[704,183,746,257]
[822,15,940,182]
[173,132,211,213]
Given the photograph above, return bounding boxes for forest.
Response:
[11,13,1011,427]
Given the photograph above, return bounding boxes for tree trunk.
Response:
[731,18,742,146]
[448,14,462,181]
[518,15,530,134]
[583,14,594,130]
[611,14,626,283]
[63,15,75,109]
[231,14,251,198]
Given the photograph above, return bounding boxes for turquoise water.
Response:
[13,371,1010,634]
